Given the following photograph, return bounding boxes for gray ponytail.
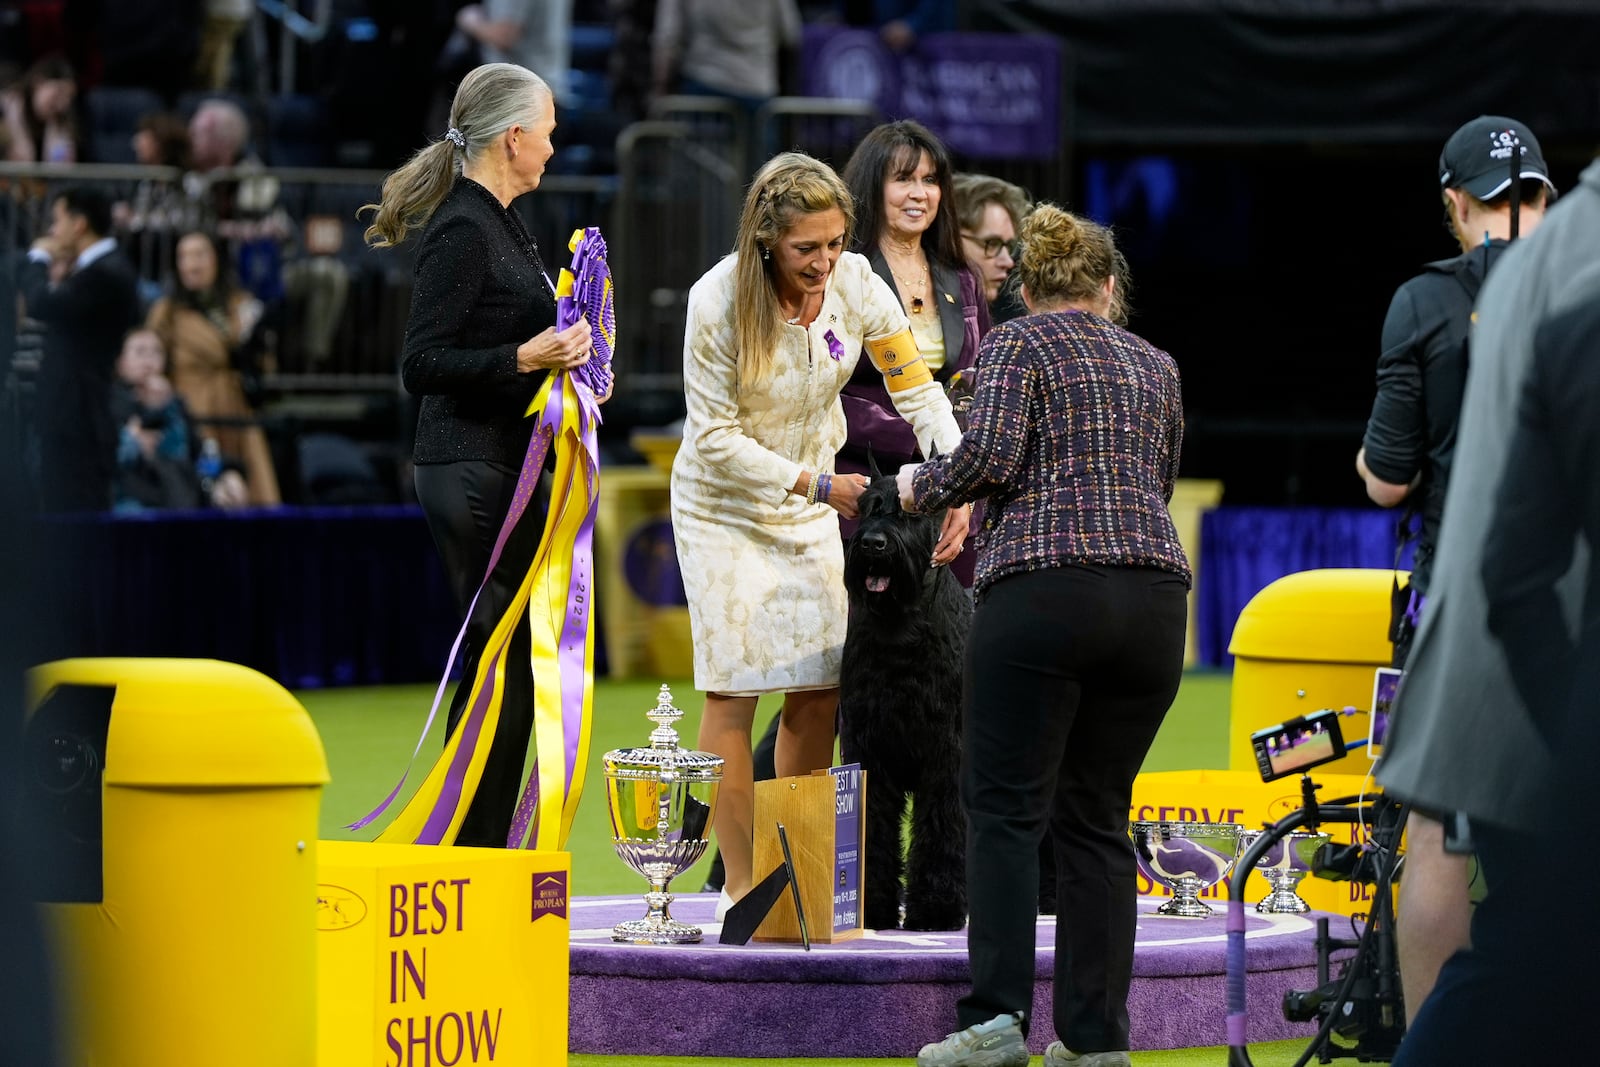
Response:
[362,63,552,248]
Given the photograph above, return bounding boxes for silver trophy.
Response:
[1130,821,1244,918]
[603,684,723,944]
[1240,830,1331,914]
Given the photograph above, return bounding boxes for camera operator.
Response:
[1355,115,1552,1018]
[1378,156,1600,1061]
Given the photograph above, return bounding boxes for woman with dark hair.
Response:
[147,229,281,505]
[903,204,1187,1067]
[133,111,192,169]
[362,62,594,847]
[839,119,986,584]
[1,54,80,163]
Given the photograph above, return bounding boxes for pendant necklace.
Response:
[883,241,928,314]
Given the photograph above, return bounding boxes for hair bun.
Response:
[1012,201,1128,324]
[1019,202,1083,264]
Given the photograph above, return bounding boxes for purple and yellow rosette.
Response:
[353,227,615,851]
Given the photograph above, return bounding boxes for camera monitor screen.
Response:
[1369,668,1402,760]
[1251,709,1346,782]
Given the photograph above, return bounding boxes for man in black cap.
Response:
[1354,114,1553,1019]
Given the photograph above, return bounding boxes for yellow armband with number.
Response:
[865,328,933,393]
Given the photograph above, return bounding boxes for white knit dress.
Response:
[671,251,961,695]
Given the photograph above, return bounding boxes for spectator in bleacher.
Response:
[187,97,291,296]
[362,63,596,847]
[1,53,80,164]
[838,119,986,585]
[188,97,250,173]
[116,111,195,237]
[134,111,192,169]
[19,186,142,512]
[453,0,573,104]
[952,172,1030,308]
[109,326,249,511]
[651,0,800,115]
[147,230,281,506]
[196,0,252,91]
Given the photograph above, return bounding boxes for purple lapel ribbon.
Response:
[824,328,844,362]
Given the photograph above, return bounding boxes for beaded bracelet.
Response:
[805,473,818,505]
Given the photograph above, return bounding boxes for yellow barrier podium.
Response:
[594,463,694,678]
[1228,568,1397,779]
[25,657,329,1067]
[1131,769,1383,917]
[318,841,570,1067]
[1168,478,1224,667]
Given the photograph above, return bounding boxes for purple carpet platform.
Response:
[570,894,1329,1058]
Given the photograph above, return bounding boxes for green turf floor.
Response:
[302,671,1330,1065]
[304,672,1235,898]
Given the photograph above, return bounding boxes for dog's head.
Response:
[844,472,943,614]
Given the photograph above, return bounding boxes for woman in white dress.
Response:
[672,151,970,907]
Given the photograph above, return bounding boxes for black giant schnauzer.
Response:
[840,467,970,931]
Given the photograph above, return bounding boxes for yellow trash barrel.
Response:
[25,658,329,1067]
[1227,569,1397,779]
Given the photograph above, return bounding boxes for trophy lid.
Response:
[603,684,724,781]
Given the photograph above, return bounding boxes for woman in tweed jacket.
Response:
[902,204,1189,1067]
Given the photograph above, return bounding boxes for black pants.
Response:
[1393,819,1594,1062]
[414,459,548,848]
[958,564,1187,1052]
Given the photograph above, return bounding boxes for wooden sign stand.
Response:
[748,766,867,945]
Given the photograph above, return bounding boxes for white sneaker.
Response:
[916,1012,1029,1067]
[713,888,735,921]
[1044,1041,1130,1066]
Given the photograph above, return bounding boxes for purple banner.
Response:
[801,28,1062,161]
[831,764,864,935]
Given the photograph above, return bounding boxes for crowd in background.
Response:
[1,0,971,514]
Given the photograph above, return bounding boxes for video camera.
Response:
[1227,700,1408,1066]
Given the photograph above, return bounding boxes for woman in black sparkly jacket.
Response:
[902,204,1188,1067]
[363,62,594,847]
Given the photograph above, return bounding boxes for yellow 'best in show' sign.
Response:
[318,841,570,1067]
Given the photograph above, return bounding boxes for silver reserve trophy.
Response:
[603,684,723,944]
[1130,820,1244,918]
[1241,830,1332,914]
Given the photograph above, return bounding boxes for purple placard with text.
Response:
[801,28,1062,160]
[532,870,568,921]
[831,764,864,935]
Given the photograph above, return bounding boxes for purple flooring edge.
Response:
[570,894,1330,1058]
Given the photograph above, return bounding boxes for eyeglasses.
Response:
[961,233,1018,259]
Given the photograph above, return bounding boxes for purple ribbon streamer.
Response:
[346,394,557,833]
[505,387,601,848]
[824,328,844,361]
